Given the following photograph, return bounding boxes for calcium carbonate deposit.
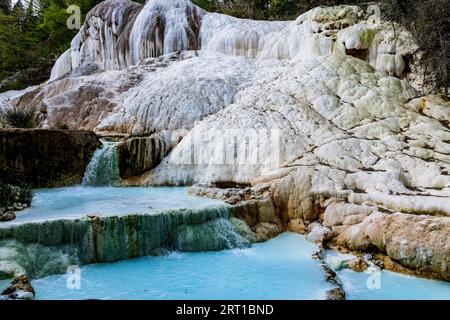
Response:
[1,0,449,295]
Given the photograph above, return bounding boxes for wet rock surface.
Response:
[0,212,15,222]
[306,223,333,246]
[337,212,450,280]
[346,256,369,272]
[117,132,179,179]
[1,275,35,300]
[326,287,346,300]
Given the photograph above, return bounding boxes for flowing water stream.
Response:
[82,141,121,187]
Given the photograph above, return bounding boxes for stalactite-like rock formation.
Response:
[117,131,178,179]
[50,0,205,80]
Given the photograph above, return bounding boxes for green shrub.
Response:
[192,0,216,11]
[0,183,34,208]
[0,183,15,208]
[0,107,37,128]
[16,185,34,206]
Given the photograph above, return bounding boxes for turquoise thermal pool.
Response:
[6,187,224,224]
[32,233,332,300]
[31,233,450,300]
[2,186,449,300]
[337,269,450,300]
[324,251,450,300]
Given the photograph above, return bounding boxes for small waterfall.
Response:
[82,141,121,187]
[176,218,250,252]
[0,205,244,267]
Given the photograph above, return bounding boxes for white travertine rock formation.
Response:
[12,51,254,134]
[51,0,205,79]
[1,0,449,279]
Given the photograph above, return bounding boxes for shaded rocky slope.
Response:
[0,129,100,187]
[0,0,449,280]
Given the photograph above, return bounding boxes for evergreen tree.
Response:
[12,0,25,29]
[0,0,11,14]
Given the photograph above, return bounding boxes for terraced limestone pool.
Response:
[31,233,450,300]
[32,233,332,300]
[6,187,224,224]
[0,187,243,273]
[2,187,449,300]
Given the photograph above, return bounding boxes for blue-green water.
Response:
[324,251,450,300]
[0,280,9,294]
[31,232,450,300]
[32,233,332,300]
[7,187,223,224]
[338,269,450,300]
